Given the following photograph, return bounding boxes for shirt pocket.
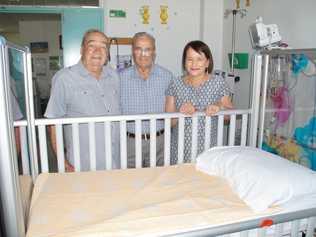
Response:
[68,88,94,116]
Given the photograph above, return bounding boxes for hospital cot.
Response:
[1,37,316,237]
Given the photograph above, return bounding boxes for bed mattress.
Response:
[26,164,280,237]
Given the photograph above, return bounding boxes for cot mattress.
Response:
[26,164,279,237]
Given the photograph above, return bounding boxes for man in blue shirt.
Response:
[120,32,176,168]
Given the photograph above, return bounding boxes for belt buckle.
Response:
[142,130,164,140]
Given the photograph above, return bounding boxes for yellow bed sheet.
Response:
[27,164,278,237]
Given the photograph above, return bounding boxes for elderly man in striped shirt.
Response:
[120,32,176,168]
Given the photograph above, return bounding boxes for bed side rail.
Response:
[14,109,251,175]
[166,207,316,237]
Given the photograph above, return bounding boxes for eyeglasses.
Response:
[133,47,154,56]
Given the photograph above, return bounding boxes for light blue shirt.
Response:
[45,61,121,170]
[120,64,176,133]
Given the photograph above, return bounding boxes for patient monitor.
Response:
[249,17,281,49]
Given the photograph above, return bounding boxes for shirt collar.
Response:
[76,60,110,80]
[133,64,156,80]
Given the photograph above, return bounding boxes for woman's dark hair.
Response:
[182,40,214,74]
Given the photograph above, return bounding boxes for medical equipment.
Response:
[224,8,247,95]
[224,8,247,75]
[249,17,282,49]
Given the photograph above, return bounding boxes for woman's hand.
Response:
[205,104,220,116]
[179,102,196,115]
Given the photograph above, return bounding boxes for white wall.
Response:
[103,0,224,76]
[201,0,224,70]
[19,20,61,56]
[102,0,316,109]
[222,0,316,108]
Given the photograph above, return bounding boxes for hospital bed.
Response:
[25,159,316,237]
[1,37,316,237]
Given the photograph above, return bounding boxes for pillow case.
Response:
[196,146,316,212]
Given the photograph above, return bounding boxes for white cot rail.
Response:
[14,109,251,175]
[166,208,316,237]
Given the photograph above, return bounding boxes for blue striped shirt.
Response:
[120,64,176,133]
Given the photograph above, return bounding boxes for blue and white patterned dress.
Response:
[166,73,231,164]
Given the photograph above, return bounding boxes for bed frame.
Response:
[1,37,316,237]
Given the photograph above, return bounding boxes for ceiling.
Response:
[0,0,98,6]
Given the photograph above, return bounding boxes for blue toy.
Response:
[291,54,309,75]
[294,117,316,170]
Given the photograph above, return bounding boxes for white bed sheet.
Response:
[279,193,316,212]
[26,164,315,237]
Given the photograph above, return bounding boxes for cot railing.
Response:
[14,109,251,176]
[167,207,316,237]
[11,112,316,237]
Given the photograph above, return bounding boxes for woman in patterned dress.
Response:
[165,40,233,164]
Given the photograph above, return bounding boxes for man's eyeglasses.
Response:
[133,47,154,56]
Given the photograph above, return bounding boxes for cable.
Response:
[109,38,120,69]
[111,38,119,69]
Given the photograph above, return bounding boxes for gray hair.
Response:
[132,32,156,50]
[81,29,109,47]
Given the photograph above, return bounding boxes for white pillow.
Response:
[196,146,316,212]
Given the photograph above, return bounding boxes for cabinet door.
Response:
[62,8,104,67]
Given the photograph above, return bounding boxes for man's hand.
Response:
[179,102,196,115]
[49,125,74,172]
[65,160,74,172]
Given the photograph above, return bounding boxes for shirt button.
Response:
[101,94,104,97]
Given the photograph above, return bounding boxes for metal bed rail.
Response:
[14,109,251,175]
[167,207,316,237]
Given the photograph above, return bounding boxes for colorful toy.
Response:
[263,135,310,168]
[270,86,292,129]
[294,117,316,169]
[291,54,308,75]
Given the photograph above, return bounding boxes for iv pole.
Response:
[224,1,247,76]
